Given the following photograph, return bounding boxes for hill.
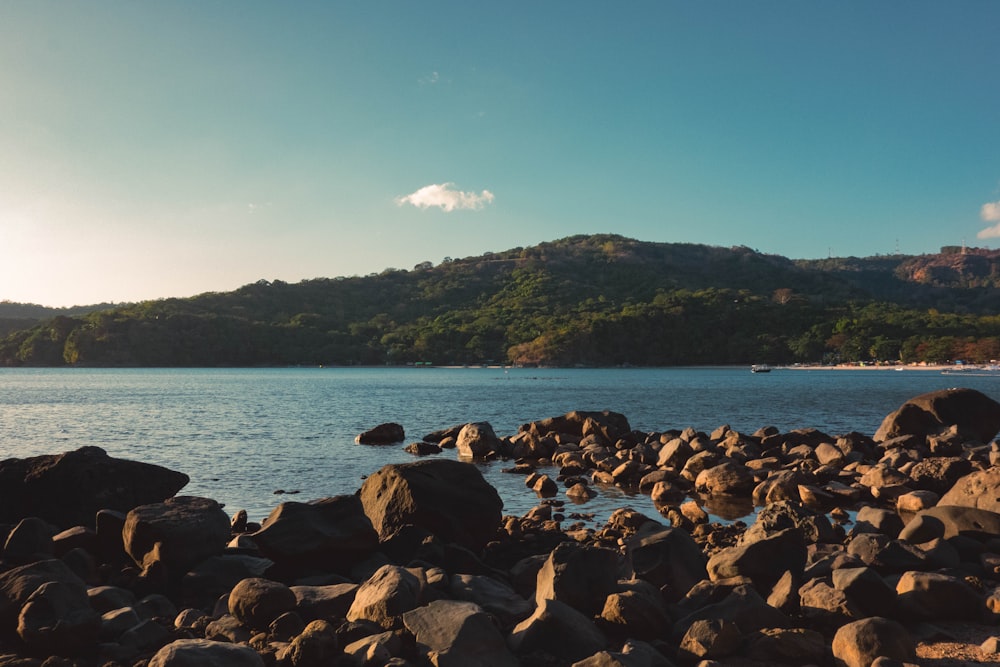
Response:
[2,234,999,367]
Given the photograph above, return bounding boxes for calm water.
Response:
[2,366,998,526]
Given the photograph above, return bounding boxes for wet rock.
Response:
[359,459,503,552]
[356,422,405,445]
[0,446,189,529]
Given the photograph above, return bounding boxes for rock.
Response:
[831,617,916,667]
[17,580,100,655]
[346,564,423,629]
[853,506,904,538]
[403,599,519,667]
[227,577,297,631]
[895,570,982,621]
[0,559,89,627]
[572,640,674,666]
[832,567,897,618]
[291,583,359,622]
[355,422,405,445]
[123,496,232,579]
[507,598,607,663]
[3,517,56,564]
[901,505,1000,540]
[752,469,810,505]
[281,619,339,667]
[847,533,928,572]
[673,583,790,636]
[740,500,837,545]
[359,459,503,552]
[798,578,859,625]
[532,474,559,497]
[744,627,826,664]
[939,469,1000,514]
[524,411,631,443]
[456,422,502,459]
[404,441,442,456]
[449,574,532,628]
[535,542,621,616]
[0,447,188,529]
[626,527,707,602]
[149,638,265,667]
[694,461,755,496]
[707,528,807,592]
[874,388,1000,443]
[180,554,275,610]
[250,495,378,573]
[567,482,597,502]
[677,618,741,661]
[895,490,939,513]
[908,457,972,495]
[599,588,672,641]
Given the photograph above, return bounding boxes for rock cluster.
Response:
[3,388,1000,665]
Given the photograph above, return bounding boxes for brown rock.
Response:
[831,617,915,667]
[346,564,423,630]
[355,422,405,445]
[149,638,265,667]
[874,388,1000,443]
[403,599,518,667]
[507,598,607,663]
[228,577,297,631]
[123,496,234,579]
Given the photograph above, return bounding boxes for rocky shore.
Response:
[2,388,1000,666]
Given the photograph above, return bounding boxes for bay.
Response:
[2,366,998,526]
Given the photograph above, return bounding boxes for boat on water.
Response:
[751,364,772,373]
[941,364,1000,376]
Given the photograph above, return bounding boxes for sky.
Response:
[2,2,999,307]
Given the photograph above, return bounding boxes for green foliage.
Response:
[3,235,1000,367]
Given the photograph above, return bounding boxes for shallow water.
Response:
[2,366,997,526]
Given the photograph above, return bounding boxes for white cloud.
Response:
[419,71,441,85]
[977,200,1000,238]
[396,183,495,212]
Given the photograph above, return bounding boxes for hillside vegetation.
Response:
[3,234,1000,367]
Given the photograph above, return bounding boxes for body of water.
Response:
[2,366,998,525]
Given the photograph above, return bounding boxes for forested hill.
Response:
[3,234,1000,367]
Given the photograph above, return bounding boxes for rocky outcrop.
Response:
[0,446,188,528]
[874,387,1000,443]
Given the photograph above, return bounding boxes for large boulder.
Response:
[0,447,188,529]
[874,388,1000,443]
[534,542,621,616]
[359,459,503,552]
[250,495,378,572]
[707,528,807,593]
[17,580,101,656]
[346,564,423,630]
[123,496,232,578]
[227,577,297,631]
[626,527,707,602]
[507,598,607,663]
[831,617,915,667]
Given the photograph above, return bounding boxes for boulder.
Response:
[908,457,972,495]
[180,554,275,610]
[599,588,672,641]
[895,570,982,621]
[291,583,359,622]
[874,388,1000,443]
[938,469,1000,514]
[280,619,339,667]
[346,564,423,630]
[0,447,188,529]
[900,504,1000,541]
[227,577,297,631]
[740,500,837,545]
[3,517,56,564]
[17,580,100,655]
[694,461,755,496]
[0,559,90,627]
[673,584,790,636]
[403,599,519,667]
[832,567,897,618]
[507,598,607,663]
[250,495,378,572]
[359,459,503,552]
[572,640,675,667]
[123,496,232,578]
[707,528,807,593]
[355,422,405,445]
[149,639,265,667]
[626,527,707,602]
[456,422,502,459]
[449,574,532,628]
[744,627,826,664]
[677,618,741,661]
[831,617,915,667]
[524,411,631,443]
[535,542,621,616]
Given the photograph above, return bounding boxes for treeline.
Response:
[3,235,1000,367]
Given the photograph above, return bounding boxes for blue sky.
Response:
[2,2,999,306]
